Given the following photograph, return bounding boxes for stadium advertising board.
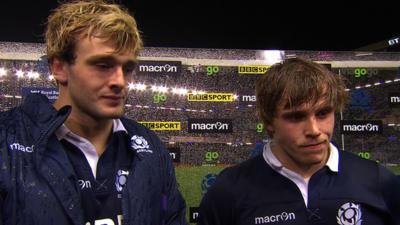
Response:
[21,87,59,103]
[340,120,383,134]
[136,60,182,75]
[188,118,233,133]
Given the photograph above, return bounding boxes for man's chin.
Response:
[100,108,125,119]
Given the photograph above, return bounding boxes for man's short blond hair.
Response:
[45,0,142,64]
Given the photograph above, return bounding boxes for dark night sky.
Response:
[0,0,398,51]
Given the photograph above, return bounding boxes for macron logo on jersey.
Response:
[78,180,92,190]
[9,143,34,153]
[254,211,296,224]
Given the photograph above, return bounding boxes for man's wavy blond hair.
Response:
[45,0,142,64]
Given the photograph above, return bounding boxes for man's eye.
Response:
[124,66,135,75]
[289,115,304,121]
[283,113,305,122]
[316,108,333,118]
[96,63,112,69]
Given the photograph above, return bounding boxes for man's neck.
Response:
[271,144,330,180]
[64,114,113,156]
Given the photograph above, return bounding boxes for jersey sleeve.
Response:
[379,165,400,224]
[197,168,236,225]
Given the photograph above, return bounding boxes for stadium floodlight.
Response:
[15,70,24,78]
[260,50,284,65]
[171,88,180,94]
[365,84,371,88]
[48,75,55,80]
[128,82,135,90]
[172,87,190,95]
[192,90,200,95]
[0,67,7,77]
[394,79,400,82]
[374,82,381,86]
[136,83,147,91]
[385,80,393,84]
[233,94,238,100]
[27,71,34,79]
[151,85,158,92]
[158,86,168,93]
[27,70,40,79]
[178,88,188,95]
[355,86,361,89]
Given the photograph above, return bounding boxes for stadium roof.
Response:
[0,0,398,51]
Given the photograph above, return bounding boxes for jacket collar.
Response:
[20,93,71,145]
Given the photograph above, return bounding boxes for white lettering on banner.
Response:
[241,95,256,102]
[388,37,399,46]
[390,96,400,103]
[191,122,229,131]
[139,64,177,73]
[343,124,379,132]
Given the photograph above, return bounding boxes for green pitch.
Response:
[387,165,400,175]
[175,165,228,224]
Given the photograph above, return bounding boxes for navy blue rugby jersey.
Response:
[62,130,133,225]
[198,151,400,225]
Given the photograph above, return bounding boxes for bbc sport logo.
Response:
[139,121,181,131]
[187,93,234,102]
[238,65,270,74]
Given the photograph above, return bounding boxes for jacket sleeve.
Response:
[379,165,400,224]
[0,120,12,225]
[159,142,188,225]
[197,169,235,225]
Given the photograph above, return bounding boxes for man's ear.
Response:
[266,123,275,137]
[50,58,68,85]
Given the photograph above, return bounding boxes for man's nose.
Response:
[305,116,321,137]
[110,66,127,91]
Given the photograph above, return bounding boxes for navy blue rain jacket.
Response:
[0,94,187,225]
